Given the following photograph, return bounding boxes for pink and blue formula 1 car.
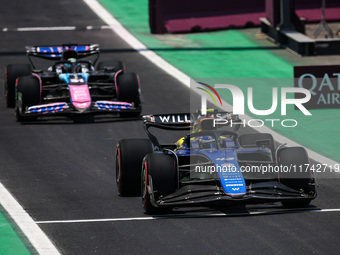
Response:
[115,111,317,214]
[5,44,142,121]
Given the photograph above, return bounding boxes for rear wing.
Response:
[143,111,239,129]
[143,113,191,130]
[26,44,100,68]
[143,111,240,150]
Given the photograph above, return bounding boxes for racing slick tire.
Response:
[116,139,153,196]
[278,147,315,208]
[142,153,176,214]
[238,133,275,156]
[5,64,32,108]
[97,61,125,72]
[116,72,142,118]
[15,75,40,121]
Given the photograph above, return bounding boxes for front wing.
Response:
[22,100,140,116]
[147,180,316,208]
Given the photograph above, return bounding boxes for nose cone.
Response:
[69,85,91,110]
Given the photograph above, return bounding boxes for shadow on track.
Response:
[144,204,321,219]
[19,115,142,125]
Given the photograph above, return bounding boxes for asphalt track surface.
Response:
[0,1,340,254]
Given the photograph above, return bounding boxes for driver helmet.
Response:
[62,58,82,73]
[176,117,216,150]
[62,61,73,73]
[74,62,82,73]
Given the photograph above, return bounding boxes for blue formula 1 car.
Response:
[5,44,142,121]
[116,111,317,214]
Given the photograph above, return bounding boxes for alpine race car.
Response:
[5,44,142,121]
[115,111,317,214]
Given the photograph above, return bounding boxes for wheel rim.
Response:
[141,161,147,206]
[116,148,121,187]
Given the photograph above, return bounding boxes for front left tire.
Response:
[116,72,142,118]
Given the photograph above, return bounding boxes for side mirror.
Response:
[255,139,271,149]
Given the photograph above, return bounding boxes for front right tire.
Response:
[116,139,153,196]
[16,75,40,121]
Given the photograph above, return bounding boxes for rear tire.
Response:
[97,61,125,72]
[278,147,315,208]
[5,64,32,107]
[142,153,176,214]
[16,75,40,121]
[116,72,142,118]
[116,139,153,196]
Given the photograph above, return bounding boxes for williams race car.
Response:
[115,111,317,214]
[5,44,142,121]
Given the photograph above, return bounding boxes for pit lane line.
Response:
[35,208,340,224]
[83,0,340,168]
[1,25,110,32]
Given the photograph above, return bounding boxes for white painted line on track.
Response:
[1,26,111,32]
[35,208,340,224]
[0,182,61,254]
[17,26,76,31]
[83,0,340,167]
